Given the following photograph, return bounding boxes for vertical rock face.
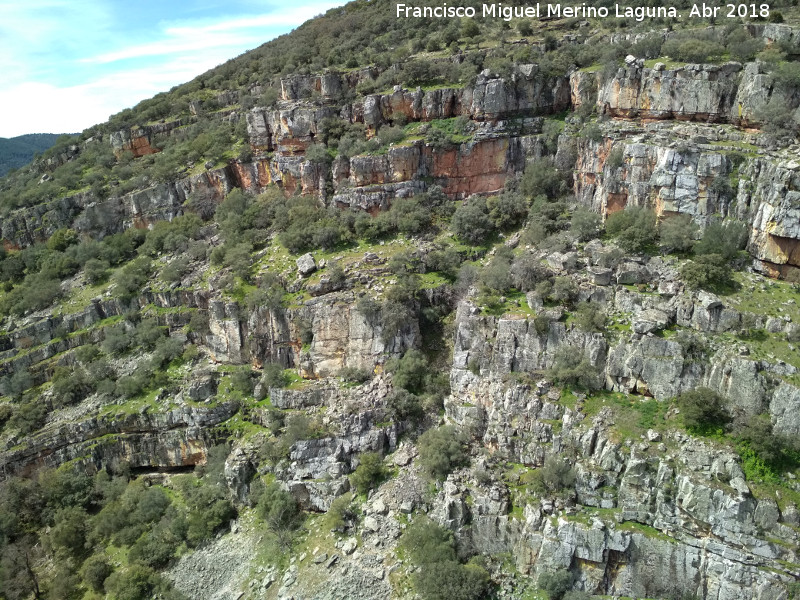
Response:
[575,139,734,222]
[203,291,417,375]
[447,364,797,599]
[572,59,797,127]
[573,132,800,278]
[109,119,188,157]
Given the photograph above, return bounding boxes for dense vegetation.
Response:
[1,0,800,598]
[0,134,63,177]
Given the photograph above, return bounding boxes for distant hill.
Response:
[0,133,64,176]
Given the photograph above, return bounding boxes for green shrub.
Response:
[351,452,387,495]
[401,517,489,600]
[605,207,657,253]
[7,399,47,435]
[572,302,605,332]
[538,568,573,600]
[693,221,748,261]
[662,38,725,63]
[451,198,494,245]
[338,366,372,384]
[256,482,301,545]
[521,158,567,200]
[659,214,697,254]
[418,425,469,480]
[260,363,289,391]
[386,389,424,424]
[735,414,798,471]
[487,192,528,231]
[546,346,601,389]
[387,350,426,393]
[82,555,113,593]
[511,253,547,291]
[677,387,730,435]
[529,456,576,497]
[681,254,732,290]
[85,257,110,284]
[114,257,152,300]
[480,255,513,293]
[570,207,602,242]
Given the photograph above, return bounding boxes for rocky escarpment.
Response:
[573,121,800,279]
[2,401,238,477]
[4,52,800,277]
[450,251,800,428]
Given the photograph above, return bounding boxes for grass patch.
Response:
[644,58,688,69]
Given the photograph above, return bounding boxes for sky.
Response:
[0,0,344,137]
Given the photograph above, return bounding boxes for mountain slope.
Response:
[0,5,799,600]
[0,133,64,176]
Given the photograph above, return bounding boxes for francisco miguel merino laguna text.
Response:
[396,3,679,21]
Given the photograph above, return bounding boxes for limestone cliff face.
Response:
[110,118,189,157]
[571,60,794,126]
[1,402,238,477]
[573,129,800,278]
[446,342,798,599]
[574,138,733,221]
[450,273,800,428]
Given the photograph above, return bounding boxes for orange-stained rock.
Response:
[129,135,158,157]
[429,138,511,198]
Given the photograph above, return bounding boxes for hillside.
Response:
[1,2,800,600]
[0,133,64,177]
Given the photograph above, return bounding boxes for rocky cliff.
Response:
[3,15,800,600]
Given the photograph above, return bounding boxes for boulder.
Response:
[297,253,317,277]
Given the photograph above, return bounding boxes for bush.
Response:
[414,560,490,600]
[338,366,371,384]
[102,565,179,600]
[260,363,289,391]
[381,300,415,343]
[760,97,798,138]
[82,555,113,593]
[451,198,494,245]
[605,207,657,253]
[401,517,489,600]
[572,302,605,332]
[114,257,152,299]
[663,38,725,63]
[552,276,577,306]
[521,158,567,200]
[677,388,730,435]
[48,506,89,558]
[351,452,387,495]
[736,415,800,473]
[659,214,697,253]
[511,253,547,291]
[480,255,513,293]
[681,254,732,290]
[389,196,432,234]
[570,207,602,242]
[418,425,469,480]
[538,568,573,600]
[85,257,110,284]
[388,349,428,394]
[546,346,601,389]
[256,482,301,545]
[386,389,424,424]
[529,456,576,497]
[487,192,528,231]
[8,399,47,435]
[693,221,748,261]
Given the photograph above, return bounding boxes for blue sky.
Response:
[0,0,344,137]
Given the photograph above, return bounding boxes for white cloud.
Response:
[0,0,344,137]
[83,3,340,64]
[0,52,232,136]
